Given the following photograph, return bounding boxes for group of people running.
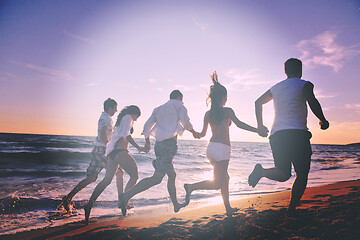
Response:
[59,58,329,222]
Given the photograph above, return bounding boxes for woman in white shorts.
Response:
[184,72,264,215]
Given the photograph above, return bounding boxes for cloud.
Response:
[193,16,208,32]
[222,68,274,91]
[148,78,157,83]
[297,30,360,72]
[85,82,98,87]
[0,72,17,82]
[64,29,96,44]
[155,87,164,92]
[345,103,360,113]
[314,89,338,99]
[175,84,193,91]
[11,61,77,82]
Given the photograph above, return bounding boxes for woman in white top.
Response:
[184,72,266,215]
[84,105,148,222]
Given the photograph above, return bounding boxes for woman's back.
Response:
[208,108,231,146]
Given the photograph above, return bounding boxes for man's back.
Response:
[270,78,309,135]
[143,99,192,141]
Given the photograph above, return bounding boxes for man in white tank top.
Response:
[248,58,329,216]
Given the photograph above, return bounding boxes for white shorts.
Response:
[206,142,231,162]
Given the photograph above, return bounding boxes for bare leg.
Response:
[249,164,291,187]
[84,159,119,222]
[167,170,184,212]
[119,171,164,216]
[185,160,232,212]
[116,168,124,208]
[117,152,139,192]
[288,173,308,214]
[60,175,97,212]
[263,167,291,182]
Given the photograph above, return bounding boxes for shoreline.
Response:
[2,179,359,239]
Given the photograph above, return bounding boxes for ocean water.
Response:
[0,133,359,235]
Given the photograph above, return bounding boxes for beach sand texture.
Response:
[2,179,359,240]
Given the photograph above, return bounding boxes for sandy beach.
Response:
[2,179,359,240]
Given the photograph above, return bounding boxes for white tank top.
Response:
[270,78,309,136]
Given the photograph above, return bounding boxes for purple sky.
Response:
[1,0,360,144]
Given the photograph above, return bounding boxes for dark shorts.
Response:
[108,149,129,161]
[86,145,107,176]
[152,138,178,175]
[270,129,312,176]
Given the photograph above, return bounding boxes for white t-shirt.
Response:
[95,112,113,147]
[142,99,193,141]
[270,78,309,136]
[105,114,134,155]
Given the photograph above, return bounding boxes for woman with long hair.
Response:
[84,105,148,222]
[184,72,266,215]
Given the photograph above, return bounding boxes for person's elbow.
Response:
[255,99,263,110]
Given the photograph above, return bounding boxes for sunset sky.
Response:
[1,0,359,144]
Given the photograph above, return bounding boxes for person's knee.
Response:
[87,175,98,183]
[212,177,223,189]
[296,172,308,181]
[167,171,176,181]
[129,173,139,182]
[278,171,291,182]
[280,174,291,182]
[116,169,124,177]
[152,173,164,185]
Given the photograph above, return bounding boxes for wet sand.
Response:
[2,179,359,239]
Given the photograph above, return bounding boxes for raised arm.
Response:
[303,82,329,130]
[227,108,260,134]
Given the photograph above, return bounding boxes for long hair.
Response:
[207,72,227,125]
[115,105,141,127]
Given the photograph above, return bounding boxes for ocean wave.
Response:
[0,169,86,178]
[0,196,63,214]
[0,151,91,167]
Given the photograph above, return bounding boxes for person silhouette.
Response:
[248,58,329,216]
[184,72,267,215]
[119,90,197,216]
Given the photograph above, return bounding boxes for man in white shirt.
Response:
[59,98,124,212]
[119,90,197,215]
[248,58,329,216]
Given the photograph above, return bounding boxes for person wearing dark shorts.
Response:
[152,138,178,174]
[248,58,329,216]
[270,130,312,178]
[86,146,107,176]
[119,90,197,216]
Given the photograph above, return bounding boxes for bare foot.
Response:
[226,207,239,216]
[248,164,263,187]
[286,208,300,218]
[118,193,128,216]
[84,204,91,224]
[58,195,72,213]
[174,203,186,213]
[184,184,192,206]
[118,195,135,210]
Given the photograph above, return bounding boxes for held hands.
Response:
[257,125,269,137]
[192,131,201,139]
[319,119,329,130]
[144,141,151,153]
